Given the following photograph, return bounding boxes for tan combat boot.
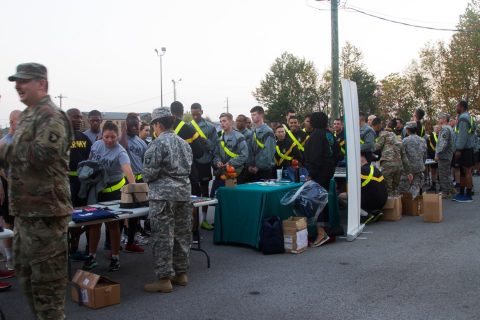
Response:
[144,278,173,293]
[172,273,188,286]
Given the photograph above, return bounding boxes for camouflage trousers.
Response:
[149,200,192,279]
[14,216,68,320]
[399,171,424,198]
[438,158,453,194]
[380,163,402,196]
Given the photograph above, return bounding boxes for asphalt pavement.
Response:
[2,178,480,320]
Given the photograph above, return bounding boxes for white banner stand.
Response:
[341,79,364,241]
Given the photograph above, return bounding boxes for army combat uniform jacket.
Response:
[143,131,193,202]
[2,95,73,217]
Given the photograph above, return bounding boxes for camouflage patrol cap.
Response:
[405,121,417,129]
[8,63,48,81]
[151,107,172,124]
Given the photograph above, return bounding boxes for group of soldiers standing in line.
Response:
[0,61,477,319]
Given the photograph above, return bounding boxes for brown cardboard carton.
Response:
[382,196,402,221]
[423,193,443,222]
[282,217,308,253]
[121,183,149,193]
[401,193,423,216]
[225,178,237,187]
[71,270,120,309]
[120,192,148,204]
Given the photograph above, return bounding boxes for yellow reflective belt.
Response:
[302,128,306,133]
[69,171,78,176]
[175,121,186,135]
[191,120,207,139]
[454,116,474,134]
[361,166,384,187]
[360,139,365,144]
[420,126,425,137]
[135,174,143,181]
[276,145,293,161]
[253,131,265,149]
[301,135,310,146]
[283,124,304,151]
[275,142,296,166]
[429,132,437,151]
[339,140,346,155]
[220,132,238,158]
[185,132,199,144]
[102,177,126,193]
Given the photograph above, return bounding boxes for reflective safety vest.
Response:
[283,124,305,151]
[175,121,200,143]
[361,165,384,187]
[428,132,438,151]
[191,119,207,139]
[220,131,238,158]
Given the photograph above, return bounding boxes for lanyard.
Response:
[282,124,304,151]
[191,119,207,139]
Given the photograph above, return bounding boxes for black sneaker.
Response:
[109,257,120,272]
[83,255,98,270]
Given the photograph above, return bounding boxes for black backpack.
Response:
[259,216,285,255]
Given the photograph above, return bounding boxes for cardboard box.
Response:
[423,193,443,223]
[401,193,423,216]
[282,217,308,253]
[71,270,120,309]
[121,183,149,193]
[382,196,402,221]
[120,192,148,203]
[225,178,237,187]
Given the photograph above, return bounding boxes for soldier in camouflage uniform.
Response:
[435,113,455,198]
[143,107,193,293]
[400,121,427,198]
[375,119,411,196]
[1,63,72,319]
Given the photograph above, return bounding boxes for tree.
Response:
[340,41,364,79]
[377,73,416,121]
[444,0,480,112]
[253,52,320,121]
[350,68,378,115]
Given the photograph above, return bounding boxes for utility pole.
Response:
[55,94,67,109]
[155,47,167,106]
[331,0,340,120]
[172,78,182,101]
[225,97,229,113]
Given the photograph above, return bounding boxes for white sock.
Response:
[5,248,12,260]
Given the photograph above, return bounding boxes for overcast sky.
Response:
[0,0,470,127]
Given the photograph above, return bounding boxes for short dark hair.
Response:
[152,116,174,130]
[191,103,202,110]
[387,119,397,129]
[311,112,328,129]
[396,118,404,125]
[415,108,425,120]
[458,100,468,110]
[236,114,247,121]
[288,116,298,122]
[140,121,149,130]
[250,106,264,114]
[275,125,284,132]
[304,114,312,120]
[170,101,184,117]
[219,112,233,121]
[102,121,119,135]
[88,110,102,118]
[371,117,382,126]
[333,118,343,123]
[126,113,139,122]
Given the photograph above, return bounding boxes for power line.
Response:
[343,5,476,33]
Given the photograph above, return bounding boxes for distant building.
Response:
[81,111,151,131]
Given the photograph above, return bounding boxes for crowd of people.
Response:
[0,62,477,319]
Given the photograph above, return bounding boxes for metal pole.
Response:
[160,55,164,106]
[331,0,340,120]
[172,79,177,101]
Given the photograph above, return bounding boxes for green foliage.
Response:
[253,52,320,121]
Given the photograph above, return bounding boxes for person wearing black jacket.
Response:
[304,112,340,247]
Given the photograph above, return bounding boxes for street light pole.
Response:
[172,78,182,101]
[330,0,340,120]
[155,47,167,106]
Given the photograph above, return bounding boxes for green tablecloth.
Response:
[214,182,302,249]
